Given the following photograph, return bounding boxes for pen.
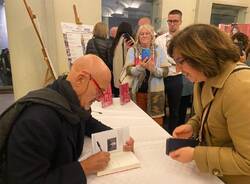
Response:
[92,111,103,114]
[96,141,102,151]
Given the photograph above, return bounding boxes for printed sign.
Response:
[61,22,93,66]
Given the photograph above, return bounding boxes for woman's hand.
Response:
[140,57,155,72]
[172,124,193,138]
[169,147,194,163]
[125,39,134,48]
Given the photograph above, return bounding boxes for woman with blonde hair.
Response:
[124,24,169,126]
[86,22,111,70]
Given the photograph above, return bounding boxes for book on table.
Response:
[91,127,140,176]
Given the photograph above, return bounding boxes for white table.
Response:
[83,98,224,184]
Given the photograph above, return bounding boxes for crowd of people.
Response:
[86,10,195,133]
[83,10,250,184]
[1,8,250,184]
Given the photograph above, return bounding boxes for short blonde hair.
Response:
[93,22,108,39]
[136,24,155,45]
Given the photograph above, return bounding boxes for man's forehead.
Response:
[168,14,181,20]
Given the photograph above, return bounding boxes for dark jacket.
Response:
[6,76,111,184]
[86,37,112,70]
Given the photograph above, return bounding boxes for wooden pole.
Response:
[73,4,82,25]
[23,0,56,84]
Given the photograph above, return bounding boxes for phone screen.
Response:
[141,48,151,61]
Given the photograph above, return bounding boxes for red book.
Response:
[119,83,130,105]
[101,84,113,108]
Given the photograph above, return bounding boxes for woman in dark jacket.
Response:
[86,22,111,70]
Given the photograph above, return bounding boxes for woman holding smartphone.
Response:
[168,24,250,184]
[110,22,134,97]
[124,24,169,126]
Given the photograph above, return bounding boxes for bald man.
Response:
[109,26,118,39]
[5,55,134,184]
[137,17,151,26]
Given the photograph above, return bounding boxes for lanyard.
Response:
[198,87,218,144]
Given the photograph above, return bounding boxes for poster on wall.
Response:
[219,23,250,37]
[61,22,93,66]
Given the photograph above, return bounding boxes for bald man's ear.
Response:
[75,70,90,87]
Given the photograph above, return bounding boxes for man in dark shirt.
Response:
[6,54,134,184]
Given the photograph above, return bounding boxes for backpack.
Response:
[0,88,73,184]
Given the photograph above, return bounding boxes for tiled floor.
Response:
[0,93,14,114]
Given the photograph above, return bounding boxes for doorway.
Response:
[0,0,13,93]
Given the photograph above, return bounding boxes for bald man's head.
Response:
[110,26,118,38]
[67,54,111,109]
[138,17,151,26]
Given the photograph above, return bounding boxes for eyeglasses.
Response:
[174,57,186,65]
[167,20,180,24]
[82,71,104,98]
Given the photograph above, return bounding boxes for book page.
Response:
[97,151,140,176]
[91,127,129,154]
[91,127,140,176]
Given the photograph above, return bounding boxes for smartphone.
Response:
[166,138,199,155]
[123,33,134,46]
[141,48,151,61]
[123,33,132,41]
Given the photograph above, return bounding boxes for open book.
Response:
[91,127,140,176]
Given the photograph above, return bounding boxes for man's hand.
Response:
[169,147,194,163]
[123,137,134,152]
[172,124,193,138]
[80,151,110,175]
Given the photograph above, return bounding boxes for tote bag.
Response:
[119,67,133,88]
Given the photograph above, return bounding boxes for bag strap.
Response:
[198,64,250,144]
[122,39,125,66]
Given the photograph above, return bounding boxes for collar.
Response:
[165,32,172,39]
[48,76,91,124]
[206,61,239,89]
[198,61,239,108]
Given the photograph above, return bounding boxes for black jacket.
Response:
[6,76,111,184]
[86,37,112,70]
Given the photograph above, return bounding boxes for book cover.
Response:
[91,127,140,176]
[119,83,130,105]
[101,84,113,108]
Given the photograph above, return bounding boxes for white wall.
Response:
[160,0,197,29]
[159,0,250,28]
[5,0,101,99]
